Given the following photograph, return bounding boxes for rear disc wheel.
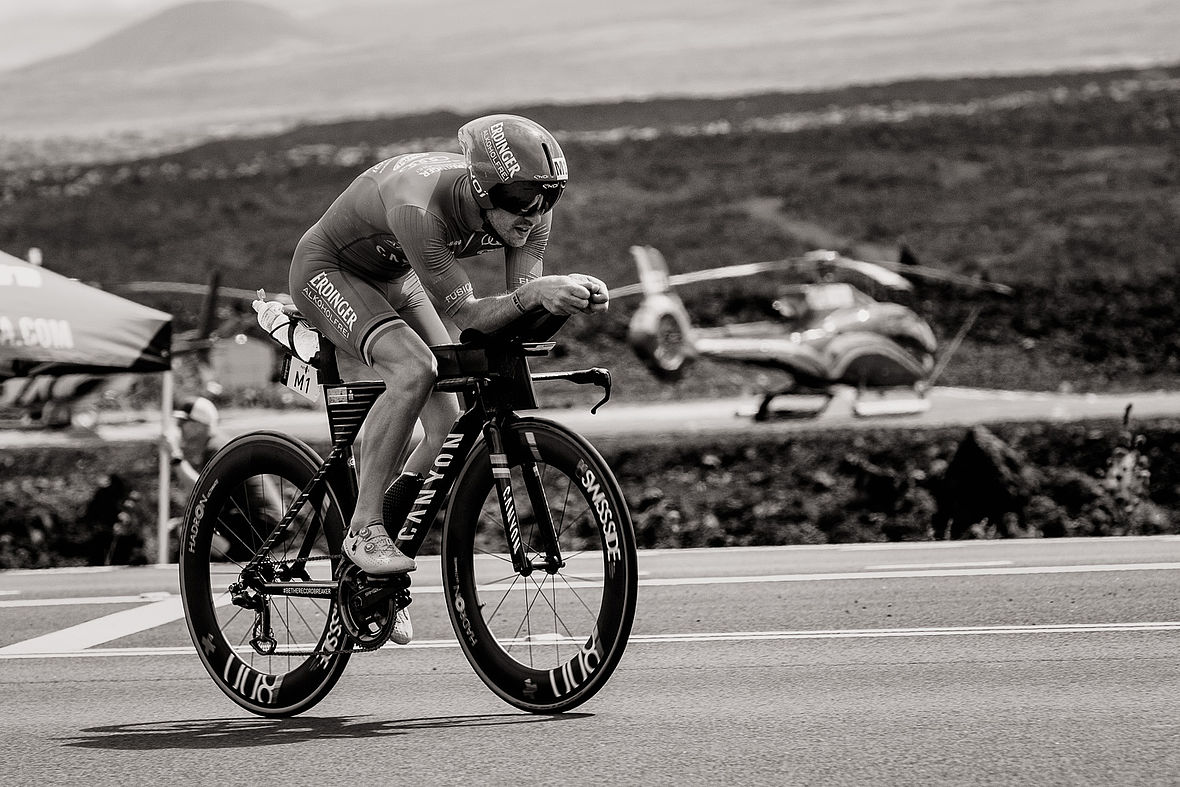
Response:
[179,432,352,717]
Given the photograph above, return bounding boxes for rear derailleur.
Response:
[229,564,280,655]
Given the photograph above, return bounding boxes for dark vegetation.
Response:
[2,64,1179,565]
[3,64,1180,398]
[1,416,1169,568]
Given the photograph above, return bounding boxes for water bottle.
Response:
[253,291,319,363]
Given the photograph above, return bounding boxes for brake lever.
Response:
[581,368,612,414]
[532,367,612,413]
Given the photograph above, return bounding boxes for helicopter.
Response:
[620,245,1011,420]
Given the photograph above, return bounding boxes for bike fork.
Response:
[483,421,564,576]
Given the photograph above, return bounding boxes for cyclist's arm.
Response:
[172,457,200,491]
[504,223,546,293]
[507,217,608,313]
[392,207,599,331]
[390,205,523,331]
[162,431,200,491]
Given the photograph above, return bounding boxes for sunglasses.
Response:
[491,180,566,215]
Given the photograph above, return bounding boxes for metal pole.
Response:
[157,369,174,564]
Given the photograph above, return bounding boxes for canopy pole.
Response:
[157,370,174,564]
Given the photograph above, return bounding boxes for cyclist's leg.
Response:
[356,323,435,518]
[393,274,461,477]
[353,277,458,644]
[290,247,423,573]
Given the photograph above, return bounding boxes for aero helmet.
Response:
[457,114,568,214]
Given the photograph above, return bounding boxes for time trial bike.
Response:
[178,306,637,717]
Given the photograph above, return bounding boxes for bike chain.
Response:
[246,553,410,658]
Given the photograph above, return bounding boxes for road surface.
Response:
[3,537,1179,784]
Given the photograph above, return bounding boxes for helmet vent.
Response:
[541,143,556,176]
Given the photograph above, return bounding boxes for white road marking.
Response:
[0,566,119,576]
[0,593,176,608]
[867,561,1014,570]
[615,536,1180,557]
[1,621,1178,660]
[635,622,1180,641]
[638,562,1180,586]
[3,561,1179,656]
[0,597,186,655]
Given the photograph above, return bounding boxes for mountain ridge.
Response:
[8,1,321,78]
[1,0,1177,141]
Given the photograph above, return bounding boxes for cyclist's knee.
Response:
[370,339,436,398]
[420,392,460,431]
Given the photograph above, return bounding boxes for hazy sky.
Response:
[0,1,172,69]
[0,0,334,70]
[2,0,1175,77]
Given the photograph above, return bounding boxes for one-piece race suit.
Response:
[289,152,549,364]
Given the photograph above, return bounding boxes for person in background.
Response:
[166,395,224,495]
[164,396,235,558]
[166,395,289,560]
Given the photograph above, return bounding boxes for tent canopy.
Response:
[0,249,171,379]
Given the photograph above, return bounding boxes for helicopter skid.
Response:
[851,389,932,418]
[746,388,838,421]
[742,385,931,421]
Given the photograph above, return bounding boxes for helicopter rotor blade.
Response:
[611,256,817,298]
[859,258,1014,295]
[613,249,1012,298]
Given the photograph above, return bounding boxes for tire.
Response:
[442,418,638,713]
[179,431,352,717]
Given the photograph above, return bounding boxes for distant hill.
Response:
[11,1,320,77]
[0,0,1177,143]
[2,62,1179,399]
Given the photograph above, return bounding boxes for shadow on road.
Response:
[64,713,590,750]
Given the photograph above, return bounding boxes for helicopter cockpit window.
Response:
[773,283,860,320]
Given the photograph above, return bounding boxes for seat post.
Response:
[318,333,342,385]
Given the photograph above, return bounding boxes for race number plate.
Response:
[281,355,320,403]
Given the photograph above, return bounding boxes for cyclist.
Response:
[287,114,608,643]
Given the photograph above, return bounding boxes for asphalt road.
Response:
[3,537,1180,785]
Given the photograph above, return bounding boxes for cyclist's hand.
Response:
[524,275,596,316]
[160,430,183,462]
[253,298,288,332]
[569,273,609,313]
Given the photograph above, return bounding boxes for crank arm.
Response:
[532,367,612,413]
[349,575,412,611]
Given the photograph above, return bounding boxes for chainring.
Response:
[335,563,397,648]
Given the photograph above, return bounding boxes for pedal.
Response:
[363,572,413,610]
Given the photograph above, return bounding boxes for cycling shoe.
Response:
[342,523,416,575]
